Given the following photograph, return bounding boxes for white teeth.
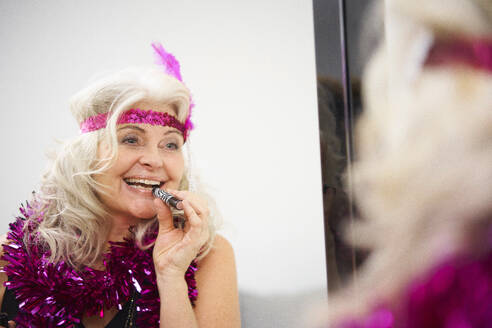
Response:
[124,178,161,186]
[128,184,153,190]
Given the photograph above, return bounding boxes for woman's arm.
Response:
[157,235,240,328]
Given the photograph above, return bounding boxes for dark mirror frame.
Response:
[313,0,373,293]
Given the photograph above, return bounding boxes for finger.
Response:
[8,321,16,328]
[168,190,209,217]
[153,198,174,232]
[182,200,205,241]
[169,190,209,234]
[182,200,210,250]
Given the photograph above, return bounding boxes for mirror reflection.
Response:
[318,0,492,327]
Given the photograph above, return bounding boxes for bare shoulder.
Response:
[211,234,234,254]
[199,234,235,268]
[195,233,238,291]
[194,234,240,327]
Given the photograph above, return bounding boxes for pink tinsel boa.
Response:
[1,202,198,327]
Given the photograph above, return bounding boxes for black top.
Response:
[1,285,138,327]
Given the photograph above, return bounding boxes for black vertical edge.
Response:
[312,0,335,299]
[338,0,357,284]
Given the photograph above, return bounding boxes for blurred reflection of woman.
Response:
[324,0,492,327]
[0,44,240,328]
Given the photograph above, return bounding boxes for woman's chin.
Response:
[127,199,157,219]
[139,214,157,220]
[131,208,157,219]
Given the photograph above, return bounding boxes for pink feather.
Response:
[151,42,183,81]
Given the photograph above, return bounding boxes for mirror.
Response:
[313,0,380,291]
[1,1,328,327]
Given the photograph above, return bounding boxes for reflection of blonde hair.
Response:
[28,67,218,269]
[326,0,492,324]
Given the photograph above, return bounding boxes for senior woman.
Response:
[0,45,240,327]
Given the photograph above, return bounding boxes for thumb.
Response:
[153,198,174,232]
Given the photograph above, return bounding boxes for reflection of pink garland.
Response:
[1,203,198,327]
[337,246,492,328]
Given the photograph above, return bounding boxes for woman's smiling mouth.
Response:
[123,178,164,191]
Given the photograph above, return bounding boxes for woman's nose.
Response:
[139,147,163,168]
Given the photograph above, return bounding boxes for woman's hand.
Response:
[152,189,210,281]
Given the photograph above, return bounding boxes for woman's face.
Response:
[95,101,185,220]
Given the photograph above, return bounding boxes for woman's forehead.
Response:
[117,124,183,135]
[132,101,177,115]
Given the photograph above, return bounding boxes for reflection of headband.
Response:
[79,43,194,140]
[80,108,189,140]
[425,38,492,73]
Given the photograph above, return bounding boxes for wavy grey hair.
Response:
[26,67,218,269]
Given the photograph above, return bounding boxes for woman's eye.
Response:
[121,136,139,144]
[165,142,179,150]
[159,137,183,151]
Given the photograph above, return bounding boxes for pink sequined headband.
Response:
[80,43,194,139]
[425,38,492,73]
[80,108,189,140]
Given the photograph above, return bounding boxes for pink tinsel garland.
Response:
[1,203,198,327]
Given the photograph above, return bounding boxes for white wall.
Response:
[0,0,326,301]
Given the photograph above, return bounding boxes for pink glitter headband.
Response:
[425,38,492,73]
[80,108,189,140]
[80,43,194,139]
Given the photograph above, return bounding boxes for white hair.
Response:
[27,67,219,269]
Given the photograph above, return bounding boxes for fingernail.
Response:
[176,201,183,210]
